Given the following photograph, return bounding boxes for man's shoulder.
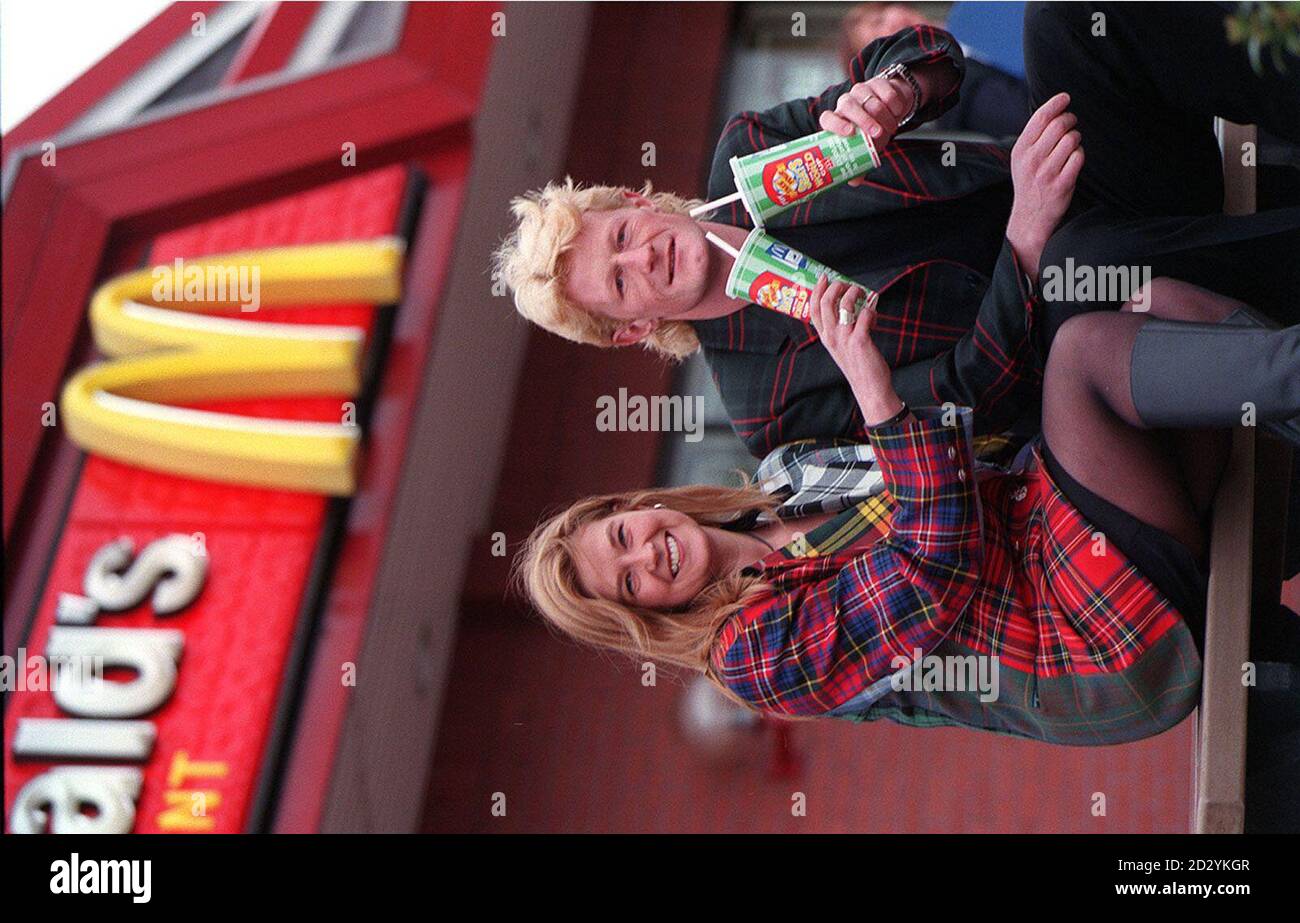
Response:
[706,111,756,199]
[690,306,807,358]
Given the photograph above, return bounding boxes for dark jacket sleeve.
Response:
[707,25,966,200]
[889,239,1045,435]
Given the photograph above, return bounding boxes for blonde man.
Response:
[496,9,1300,459]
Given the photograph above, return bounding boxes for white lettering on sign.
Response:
[14,718,157,761]
[48,628,183,718]
[11,767,143,834]
[83,534,207,615]
[8,533,209,834]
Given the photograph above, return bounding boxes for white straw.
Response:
[689,190,743,217]
[704,231,741,260]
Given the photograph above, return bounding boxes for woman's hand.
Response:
[808,275,905,425]
[1007,92,1085,280]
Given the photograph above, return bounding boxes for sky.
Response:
[1,0,169,134]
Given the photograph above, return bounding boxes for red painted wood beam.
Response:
[222,2,321,86]
[2,1,497,547]
[1,2,221,156]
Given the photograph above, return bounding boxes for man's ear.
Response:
[610,318,659,347]
[621,189,654,209]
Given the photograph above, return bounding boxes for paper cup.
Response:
[724,228,877,322]
[728,128,879,228]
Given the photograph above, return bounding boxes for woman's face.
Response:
[571,507,718,611]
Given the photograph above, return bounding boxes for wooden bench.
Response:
[1192,120,1295,833]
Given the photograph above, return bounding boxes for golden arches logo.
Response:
[60,239,405,495]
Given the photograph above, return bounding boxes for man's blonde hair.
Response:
[493,177,707,360]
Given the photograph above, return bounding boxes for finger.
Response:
[816,277,842,331]
[822,281,848,328]
[837,284,863,321]
[845,86,899,136]
[806,273,826,327]
[1022,92,1071,145]
[861,95,900,137]
[1059,146,1085,187]
[870,77,910,120]
[853,294,876,337]
[809,275,829,328]
[822,279,846,313]
[846,176,867,187]
[836,93,870,130]
[834,284,860,327]
[820,109,856,137]
[1033,111,1077,157]
[836,94,886,139]
[1044,129,1082,175]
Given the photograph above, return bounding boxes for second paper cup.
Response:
[725,228,877,322]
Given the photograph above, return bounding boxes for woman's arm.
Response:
[710,406,984,716]
[709,284,985,717]
[807,274,910,427]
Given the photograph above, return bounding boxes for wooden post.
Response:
[1192,119,1258,834]
[1196,428,1255,833]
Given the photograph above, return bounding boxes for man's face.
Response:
[561,195,713,345]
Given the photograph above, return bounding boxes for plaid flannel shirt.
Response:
[711,408,1203,746]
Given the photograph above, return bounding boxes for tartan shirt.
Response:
[694,24,1045,459]
[710,408,1203,746]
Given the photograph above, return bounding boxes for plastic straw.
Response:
[689,190,743,217]
[704,231,741,260]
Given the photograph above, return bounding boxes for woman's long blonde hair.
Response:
[513,482,783,708]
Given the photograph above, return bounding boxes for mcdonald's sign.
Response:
[61,238,404,495]
[5,166,419,833]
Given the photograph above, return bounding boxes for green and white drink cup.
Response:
[708,228,877,323]
[691,128,880,228]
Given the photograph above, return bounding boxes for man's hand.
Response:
[819,74,914,185]
[808,275,904,425]
[1007,92,1085,280]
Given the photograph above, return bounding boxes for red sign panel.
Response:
[5,166,412,833]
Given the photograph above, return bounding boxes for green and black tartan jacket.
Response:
[695,24,1045,459]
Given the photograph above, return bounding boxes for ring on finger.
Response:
[838,308,854,326]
